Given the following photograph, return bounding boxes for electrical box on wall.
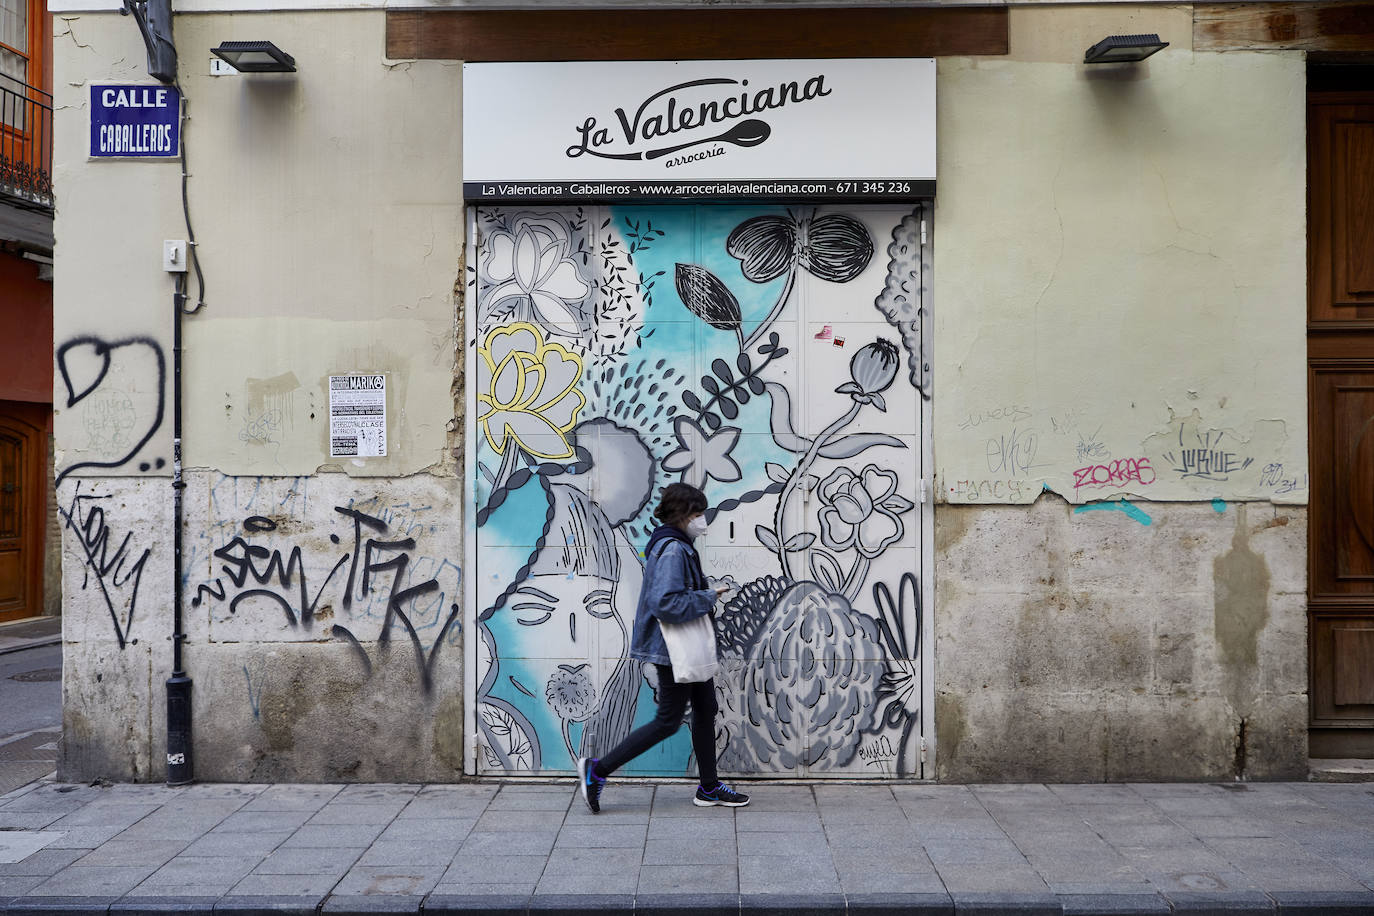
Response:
[163,239,187,272]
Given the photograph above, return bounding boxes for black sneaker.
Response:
[577,757,604,813]
[694,782,750,807]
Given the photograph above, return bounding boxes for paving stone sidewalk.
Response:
[0,777,1368,915]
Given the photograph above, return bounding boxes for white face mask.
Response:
[686,516,708,539]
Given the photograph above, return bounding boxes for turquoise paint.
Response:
[479,472,550,548]
[1074,498,1153,526]
[609,204,795,512]
[1212,498,1226,513]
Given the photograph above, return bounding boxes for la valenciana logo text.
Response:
[565,74,832,163]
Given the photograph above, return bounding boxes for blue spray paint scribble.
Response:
[243,665,262,720]
[1212,498,1226,513]
[1073,498,1152,526]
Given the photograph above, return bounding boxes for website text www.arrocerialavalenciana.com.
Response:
[467,179,925,200]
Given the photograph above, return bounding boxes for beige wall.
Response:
[54,10,467,781]
[935,6,1307,505]
[53,11,462,480]
[936,499,1308,782]
[929,5,1308,780]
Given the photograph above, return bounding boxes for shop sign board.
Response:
[89,84,180,158]
[329,374,386,458]
[462,59,934,202]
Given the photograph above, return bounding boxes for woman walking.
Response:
[578,483,750,812]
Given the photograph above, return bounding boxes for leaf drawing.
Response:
[817,433,908,459]
[802,214,874,283]
[675,263,742,334]
[755,525,780,551]
[810,552,845,593]
[726,215,795,283]
[763,382,811,454]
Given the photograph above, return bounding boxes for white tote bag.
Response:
[659,613,719,683]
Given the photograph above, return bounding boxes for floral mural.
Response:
[476,323,586,461]
[469,204,928,778]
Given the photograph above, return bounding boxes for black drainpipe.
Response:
[166,288,192,786]
[166,82,203,787]
[120,0,193,787]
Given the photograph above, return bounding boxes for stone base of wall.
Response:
[934,495,1307,782]
[59,473,1309,783]
[59,472,464,783]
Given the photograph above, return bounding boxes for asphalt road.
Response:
[0,644,61,794]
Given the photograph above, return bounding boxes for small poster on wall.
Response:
[329,374,386,458]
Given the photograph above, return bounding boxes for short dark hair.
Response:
[653,483,708,526]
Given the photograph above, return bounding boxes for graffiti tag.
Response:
[58,482,150,649]
[194,505,460,692]
[1072,458,1156,492]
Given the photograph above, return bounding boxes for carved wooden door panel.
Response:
[0,402,45,623]
[1309,94,1374,757]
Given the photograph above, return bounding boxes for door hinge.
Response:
[919,736,929,765]
[920,218,927,246]
[919,479,928,504]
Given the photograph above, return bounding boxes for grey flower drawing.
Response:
[817,464,914,559]
[662,416,742,489]
[836,339,901,411]
[720,581,883,770]
[546,662,598,763]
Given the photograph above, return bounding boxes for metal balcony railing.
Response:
[0,72,52,210]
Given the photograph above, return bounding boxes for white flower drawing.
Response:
[481,215,591,337]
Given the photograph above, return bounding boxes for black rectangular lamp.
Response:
[212,40,296,73]
[1084,34,1169,64]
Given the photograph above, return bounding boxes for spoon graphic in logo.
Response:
[645,119,772,161]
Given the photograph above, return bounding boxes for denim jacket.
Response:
[629,528,716,666]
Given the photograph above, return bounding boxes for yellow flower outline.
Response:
[477,322,586,460]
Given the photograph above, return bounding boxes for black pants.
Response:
[594,664,719,788]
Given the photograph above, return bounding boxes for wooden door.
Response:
[0,401,45,623]
[1309,92,1374,758]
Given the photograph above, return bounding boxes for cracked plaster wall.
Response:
[59,472,466,783]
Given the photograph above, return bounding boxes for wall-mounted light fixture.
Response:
[1084,34,1169,64]
[211,41,297,73]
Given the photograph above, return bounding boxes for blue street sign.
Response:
[90,84,180,158]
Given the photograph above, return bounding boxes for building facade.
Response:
[48,0,1374,783]
[1,0,55,626]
